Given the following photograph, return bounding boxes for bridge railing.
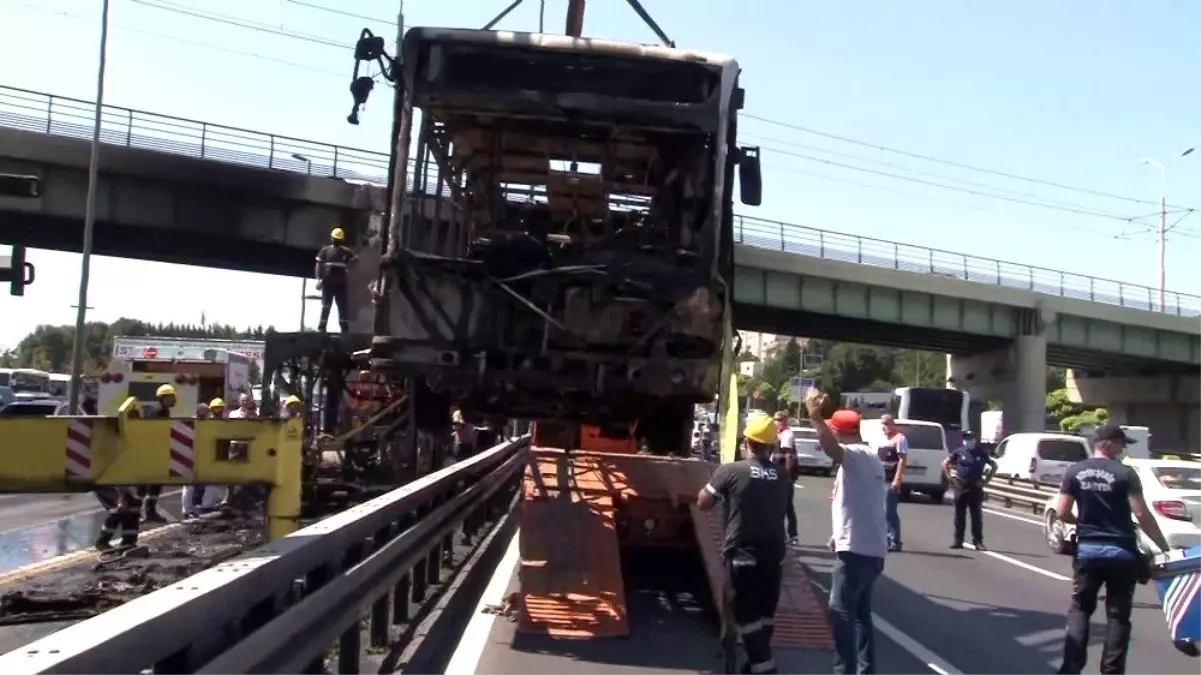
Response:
[736,216,1201,317]
[0,435,528,675]
[0,84,460,196]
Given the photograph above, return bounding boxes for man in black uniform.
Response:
[697,411,792,675]
[942,430,997,550]
[1053,424,1171,675]
[138,383,176,523]
[314,226,358,334]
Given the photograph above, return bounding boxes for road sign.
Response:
[790,376,815,401]
[804,354,824,368]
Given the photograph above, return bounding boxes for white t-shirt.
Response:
[831,443,889,559]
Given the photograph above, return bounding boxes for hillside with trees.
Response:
[0,320,270,374]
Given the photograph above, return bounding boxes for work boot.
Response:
[949,542,964,549]
[94,536,113,552]
[118,535,139,549]
[143,509,167,524]
[972,541,988,551]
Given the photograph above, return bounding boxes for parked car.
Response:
[994,432,1092,486]
[791,426,834,476]
[0,399,69,417]
[1044,458,1201,555]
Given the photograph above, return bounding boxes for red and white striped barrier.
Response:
[65,418,93,480]
[169,420,196,480]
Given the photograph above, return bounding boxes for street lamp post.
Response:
[1138,147,1195,312]
[66,0,111,414]
[292,153,313,175]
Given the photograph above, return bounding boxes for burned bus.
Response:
[371,28,761,432]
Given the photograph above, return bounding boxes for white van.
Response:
[993,432,1091,486]
[862,418,949,503]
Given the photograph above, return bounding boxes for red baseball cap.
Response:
[826,409,862,435]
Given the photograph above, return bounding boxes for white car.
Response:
[791,426,834,475]
[1044,458,1201,555]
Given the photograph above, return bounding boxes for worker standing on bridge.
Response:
[877,415,908,553]
[771,411,799,546]
[1053,424,1171,675]
[696,411,791,675]
[209,397,226,418]
[943,429,997,550]
[281,394,304,419]
[314,226,358,334]
[137,383,175,524]
[804,389,888,675]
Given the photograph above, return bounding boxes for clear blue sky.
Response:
[1,0,1198,350]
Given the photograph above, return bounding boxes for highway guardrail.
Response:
[982,475,1056,515]
[0,435,530,675]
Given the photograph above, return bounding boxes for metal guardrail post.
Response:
[1089,277,1095,302]
[1027,266,1034,290]
[1059,271,1064,296]
[778,220,785,250]
[333,146,340,178]
[269,136,275,169]
[961,254,968,280]
[928,249,934,273]
[201,124,207,159]
[995,260,1001,285]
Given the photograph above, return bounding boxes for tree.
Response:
[11,320,271,373]
[1046,388,1108,432]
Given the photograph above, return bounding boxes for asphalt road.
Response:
[790,474,1198,674]
[0,491,183,577]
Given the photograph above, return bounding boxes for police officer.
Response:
[314,226,358,334]
[1053,424,1172,675]
[138,383,175,523]
[697,411,791,675]
[942,429,997,550]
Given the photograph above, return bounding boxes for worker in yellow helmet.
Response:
[137,383,177,524]
[282,394,304,419]
[209,397,227,418]
[314,225,358,333]
[695,410,789,675]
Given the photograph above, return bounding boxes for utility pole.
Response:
[67,0,111,415]
[1137,147,1194,312]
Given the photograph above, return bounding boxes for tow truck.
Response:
[328,0,840,666]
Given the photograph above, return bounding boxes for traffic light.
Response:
[0,245,35,296]
[0,173,41,199]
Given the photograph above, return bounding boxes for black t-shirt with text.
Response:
[1059,457,1142,551]
[316,245,357,285]
[706,457,792,562]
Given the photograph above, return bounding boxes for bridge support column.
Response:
[948,310,1050,436]
[1068,371,1200,451]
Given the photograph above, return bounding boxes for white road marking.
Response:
[445,527,521,675]
[981,506,1044,527]
[811,581,962,675]
[965,543,1070,582]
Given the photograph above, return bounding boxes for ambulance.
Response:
[99,337,261,417]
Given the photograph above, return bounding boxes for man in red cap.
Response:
[803,388,888,675]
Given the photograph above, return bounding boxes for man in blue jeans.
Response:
[877,415,908,552]
[803,389,888,675]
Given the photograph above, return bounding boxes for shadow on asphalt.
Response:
[792,545,1109,675]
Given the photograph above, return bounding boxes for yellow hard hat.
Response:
[744,411,778,446]
[284,395,303,406]
[156,384,177,398]
[330,227,345,241]
[210,397,225,409]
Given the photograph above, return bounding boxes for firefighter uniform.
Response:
[94,486,141,551]
[315,226,358,333]
[702,412,791,674]
[138,384,174,523]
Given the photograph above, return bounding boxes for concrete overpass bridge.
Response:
[1,84,1197,443]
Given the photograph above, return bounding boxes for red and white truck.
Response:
[99,337,264,417]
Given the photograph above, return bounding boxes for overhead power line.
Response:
[742,113,1199,212]
[283,0,396,26]
[129,0,352,50]
[747,133,1150,223]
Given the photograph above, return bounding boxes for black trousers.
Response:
[725,551,783,674]
[319,281,349,333]
[95,487,140,546]
[1057,556,1138,674]
[952,483,984,545]
[137,485,162,514]
[784,498,798,539]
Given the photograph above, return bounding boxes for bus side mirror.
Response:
[738,146,762,206]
